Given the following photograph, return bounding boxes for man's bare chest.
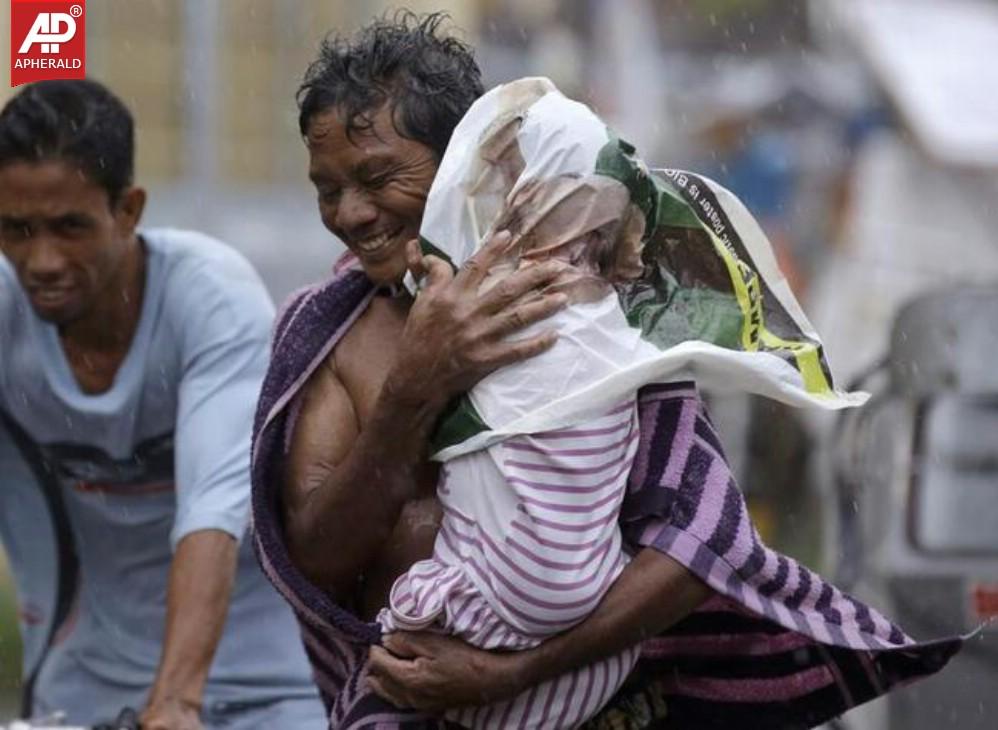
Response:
[332,296,442,615]
[334,295,408,424]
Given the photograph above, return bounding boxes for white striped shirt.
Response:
[379,400,641,729]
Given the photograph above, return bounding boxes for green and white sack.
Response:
[411,77,865,461]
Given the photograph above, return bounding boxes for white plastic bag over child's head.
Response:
[419,78,645,295]
[415,78,865,460]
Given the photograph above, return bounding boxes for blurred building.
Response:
[2,0,480,187]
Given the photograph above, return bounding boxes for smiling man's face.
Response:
[306,104,439,287]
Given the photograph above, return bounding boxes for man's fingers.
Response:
[369,644,414,675]
[367,674,411,709]
[486,330,559,371]
[368,646,434,711]
[477,260,567,313]
[419,254,455,295]
[482,292,568,340]
[455,230,514,289]
[382,630,445,657]
[405,239,425,280]
[382,632,422,659]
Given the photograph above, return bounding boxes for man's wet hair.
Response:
[0,79,134,205]
[298,10,484,159]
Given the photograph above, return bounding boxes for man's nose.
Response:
[25,236,68,282]
[334,188,379,236]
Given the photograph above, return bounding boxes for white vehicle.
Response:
[807,7,998,725]
[830,287,998,730]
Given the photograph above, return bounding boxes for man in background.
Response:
[0,80,324,729]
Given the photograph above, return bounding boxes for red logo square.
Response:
[10,0,86,87]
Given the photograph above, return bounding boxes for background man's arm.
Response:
[141,259,277,729]
[142,530,237,729]
[368,549,712,710]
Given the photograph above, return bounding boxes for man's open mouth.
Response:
[354,227,403,256]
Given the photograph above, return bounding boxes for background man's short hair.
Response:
[0,79,135,205]
[297,10,484,159]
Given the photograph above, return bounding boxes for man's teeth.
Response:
[357,231,394,253]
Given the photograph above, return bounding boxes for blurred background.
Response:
[1,0,997,726]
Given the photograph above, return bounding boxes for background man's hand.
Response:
[367,632,526,712]
[140,697,203,730]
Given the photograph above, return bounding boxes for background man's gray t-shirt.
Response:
[0,228,318,723]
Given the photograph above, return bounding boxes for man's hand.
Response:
[367,632,523,712]
[139,696,203,730]
[143,531,236,730]
[283,229,568,596]
[368,550,713,713]
[385,231,568,405]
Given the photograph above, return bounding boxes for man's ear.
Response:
[114,186,147,236]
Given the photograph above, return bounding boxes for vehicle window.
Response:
[911,395,998,554]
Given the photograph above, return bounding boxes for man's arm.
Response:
[283,234,568,599]
[147,251,278,728]
[367,549,712,710]
[141,530,237,730]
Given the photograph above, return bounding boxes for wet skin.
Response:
[303,107,444,615]
[286,105,713,714]
[0,159,146,393]
[307,106,437,288]
[284,106,568,617]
